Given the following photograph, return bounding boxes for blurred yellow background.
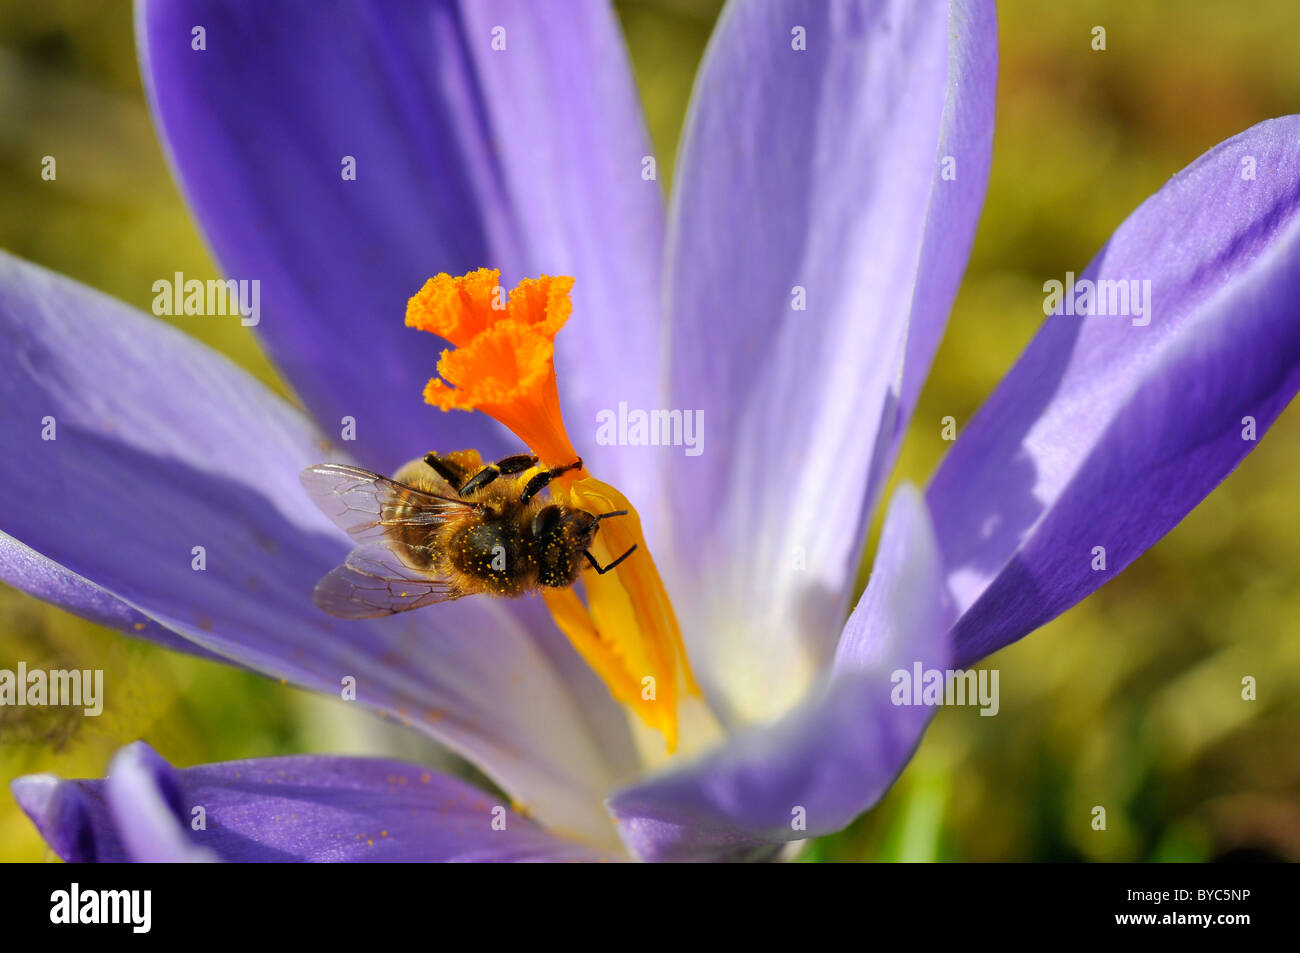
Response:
[2,0,1298,861]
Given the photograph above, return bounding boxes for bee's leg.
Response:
[583,544,637,575]
[423,452,473,491]
[458,453,540,498]
[494,453,540,474]
[517,459,583,504]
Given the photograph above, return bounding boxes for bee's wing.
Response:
[302,463,477,619]
[300,463,471,543]
[312,542,468,619]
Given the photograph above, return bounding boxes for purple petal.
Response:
[0,532,226,662]
[10,774,119,863]
[451,1,668,512]
[928,115,1300,666]
[657,0,996,725]
[106,743,219,862]
[0,252,629,847]
[137,0,665,505]
[15,743,612,862]
[893,0,998,449]
[608,486,950,862]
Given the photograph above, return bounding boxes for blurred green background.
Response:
[3,0,1299,862]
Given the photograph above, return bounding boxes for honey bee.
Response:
[300,451,635,619]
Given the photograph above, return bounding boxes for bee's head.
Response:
[531,504,600,587]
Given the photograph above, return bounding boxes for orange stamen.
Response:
[405,268,502,347]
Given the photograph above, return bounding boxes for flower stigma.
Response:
[407,268,701,754]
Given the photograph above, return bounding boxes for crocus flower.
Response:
[7,0,1300,863]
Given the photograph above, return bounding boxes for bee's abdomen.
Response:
[387,489,439,568]
[445,521,533,597]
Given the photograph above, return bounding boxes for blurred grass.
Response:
[2,0,1299,861]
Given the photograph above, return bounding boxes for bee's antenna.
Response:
[594,510,629,521]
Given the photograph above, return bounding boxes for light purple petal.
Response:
[15,743,611,862]
[137,0,665,507]
[106,743,219,862]
[10,774,116,863]
[451,1,668,514]
[657,0,996,725]
[608,486,949,862]
[0,251,630,847]
[892,0,998,451]
[0,532,226,662]
[928,115,1300,666]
